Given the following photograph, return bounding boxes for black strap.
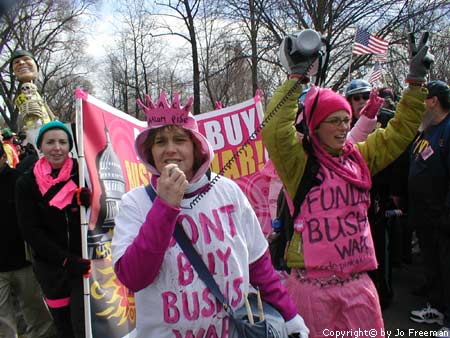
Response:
[292,153,321,221]
[42,178,73,205]
[173,223,229,307]
[144,184,230,309]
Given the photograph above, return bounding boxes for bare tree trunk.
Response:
[249,0,259,95]
[183,0,201,114]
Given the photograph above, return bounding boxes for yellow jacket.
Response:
[262,79,426,201]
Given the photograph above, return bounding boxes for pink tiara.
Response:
[137,92,197,130]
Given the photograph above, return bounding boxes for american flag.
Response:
[353,27,389,55]
[373,50,388,62]
[369,62,382,83]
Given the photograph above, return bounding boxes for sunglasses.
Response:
[351,93,370,101]
[322,117,352,127]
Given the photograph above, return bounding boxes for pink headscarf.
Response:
[303,86,372,190]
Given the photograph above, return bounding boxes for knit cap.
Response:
[36,121,73,150]
[303,86,352,134]
[1,128,16,140]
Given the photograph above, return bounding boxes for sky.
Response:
[85,2,118,57]
[82,1,190,100]
[84,1,188,58]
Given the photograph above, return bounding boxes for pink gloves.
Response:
[360,89,384,119]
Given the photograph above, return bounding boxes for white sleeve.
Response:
[112,188,148,265]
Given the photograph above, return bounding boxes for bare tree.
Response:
[155,0,203,114]
[430,30,450,83]
[0,0,97,131]
[100,0,185,117]
[217,0,269,96]
[255,0,450,91]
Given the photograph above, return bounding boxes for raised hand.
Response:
[279,29,324,82]
[406,32,434,84]
[360,89,384,119]
[156,163,188,207]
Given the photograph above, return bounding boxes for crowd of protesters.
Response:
[1,29,450,338]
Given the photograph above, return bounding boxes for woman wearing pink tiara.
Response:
[262,31,434,336]
[112,92,309,337]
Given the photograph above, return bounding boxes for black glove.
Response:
[279,29,323,80]
[63,255,92,277]
[406,32,434,84]
[76,187,91,207]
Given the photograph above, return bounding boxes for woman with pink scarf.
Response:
[16,121,91,338]
[262,32,434,336]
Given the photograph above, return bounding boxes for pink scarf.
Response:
[33,157,78,209]
[310,136,372,190]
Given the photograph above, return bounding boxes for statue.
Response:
[9,50,56,134]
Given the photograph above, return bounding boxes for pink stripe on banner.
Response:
[45,296,70,308]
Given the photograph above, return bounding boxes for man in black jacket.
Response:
[0,141,56,337]
[408,81,450,333]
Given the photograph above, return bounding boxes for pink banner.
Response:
[196,96,271,234]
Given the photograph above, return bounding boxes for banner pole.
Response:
[75,89,93,338]
[348,52,353,83]
[348,31,357,83]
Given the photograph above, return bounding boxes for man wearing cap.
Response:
[1,128,20,168]
[408,80,450,334]
[10,50,39,83]
[9,50,55,133]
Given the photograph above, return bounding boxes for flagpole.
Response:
[348,27,358,82]
[348,52,353,82]
[75,89,93,338]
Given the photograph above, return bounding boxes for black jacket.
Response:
[15,159,82,267]
[0,164,30,272]
[408,116,450,231]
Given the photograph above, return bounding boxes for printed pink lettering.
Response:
[223,280,230,303]
[216,247,231,276]
[171,325,220,338]
[179,214,200,244]
[199,211,224,244]
[205,324,219,338]
[207,252,216,275]
[221,317,229,338]
[182,291,200,320]
[163,285,231,324]
[172,328,205,338]
[162,291,180,323]
[230,277,244,307]
[201,288,216,317]
[219,205,237,236]
[177,252,194,286]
